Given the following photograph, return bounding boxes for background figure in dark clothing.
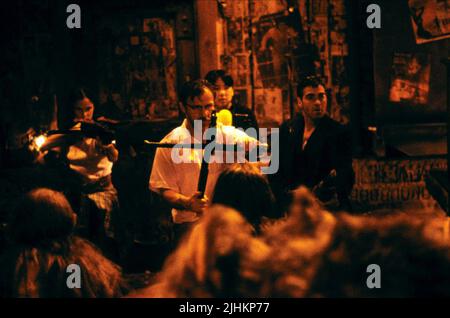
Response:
[270,76,354,212]
[205,69,259,132]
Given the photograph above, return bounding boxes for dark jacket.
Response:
[230,103,259,133]
[270,114,354,210]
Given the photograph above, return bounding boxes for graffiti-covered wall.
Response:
[96,16,178,120]
[220,0,351,127]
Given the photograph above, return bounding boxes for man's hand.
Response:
[95,137,119,162]
[102,143,119,162]
[185,191,209,214]
[160,189,209,215]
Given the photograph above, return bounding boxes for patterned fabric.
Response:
[76,176,119,239]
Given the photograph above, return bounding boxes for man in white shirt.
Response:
[149,79,258,242]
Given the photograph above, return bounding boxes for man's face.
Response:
[181,88,215,130]
[298,85,327,120]
[74,98,94,122]
[213,78,234,110]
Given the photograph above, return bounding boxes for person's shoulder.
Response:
[232,104,254,115]
[160,124,190,143]
[322,116,348,132]
[280,116,300,133]
[280,117,295,128]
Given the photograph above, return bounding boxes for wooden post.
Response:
[195,0,220,78]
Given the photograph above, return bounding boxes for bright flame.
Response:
[34,135,47,150]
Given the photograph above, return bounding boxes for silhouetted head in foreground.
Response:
[305,213,450,297]
[0,188,124,298]
[261,186,450,297]
[212,163,276,231]
[133,205,270,297]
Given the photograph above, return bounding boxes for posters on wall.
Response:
[98,17,178,120]
[408,0,450,44]
[225,0,303,124]
[254,88,283,125]
[310,16,331,86]
[389,52,431,105]
[254,16,292,87]
[251,0,287,20]
[233,54,249,87]
[224,0,350,126]
[251,8,302,124]
[252,8,302,88]
[227,18,247,55]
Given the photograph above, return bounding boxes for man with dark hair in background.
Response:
[271,76,354,212]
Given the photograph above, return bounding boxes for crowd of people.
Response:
[1,72,450,297]
[2,178,450,297]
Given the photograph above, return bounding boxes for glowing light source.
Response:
[33,135,47,150]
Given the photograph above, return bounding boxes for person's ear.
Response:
[297,96,303,110]
[229,87,234,97]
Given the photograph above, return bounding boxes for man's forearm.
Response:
[160,189,190,210]
[104,144,119,162]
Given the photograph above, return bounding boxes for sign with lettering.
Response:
[351,158,447,206]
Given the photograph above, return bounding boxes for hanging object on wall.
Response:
[389,52,431,105]
[254,88,283,125]
[98,16,178,120]
[408,0,450,44]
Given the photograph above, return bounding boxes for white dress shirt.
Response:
[149,119,258,224]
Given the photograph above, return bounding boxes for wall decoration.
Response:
[254,88,283,125]
[389,52,431,105]
[408,0,450,44]
[352,158,447,207]
[97,16,178,120]
[222,0,351,126]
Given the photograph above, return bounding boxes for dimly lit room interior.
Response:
[0,0,450,298]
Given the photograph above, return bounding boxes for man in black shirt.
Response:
[271,76,354,212]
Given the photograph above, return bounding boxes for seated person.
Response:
[205,69,259,132]
[0,188,124,298]
[40,88,119,249]
[270,76,354,212]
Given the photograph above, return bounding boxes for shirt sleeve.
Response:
[149,147,179,194]
[226,126,261,150]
